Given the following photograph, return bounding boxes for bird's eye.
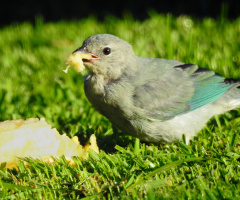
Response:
[103,47,111,55]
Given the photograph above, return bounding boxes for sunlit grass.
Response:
[0,13,240,199]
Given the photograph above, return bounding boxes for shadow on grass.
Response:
[75,128,133,153]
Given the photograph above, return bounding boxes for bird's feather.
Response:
[131,61,240,121]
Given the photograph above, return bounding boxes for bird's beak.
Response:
[72,47,100,63]
[65,47,100,73]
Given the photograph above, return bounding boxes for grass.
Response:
[0,13,240,199]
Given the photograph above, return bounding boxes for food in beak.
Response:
[64,52,92,73]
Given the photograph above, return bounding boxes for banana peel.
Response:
[0,118,99,169]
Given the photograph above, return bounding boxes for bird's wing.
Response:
[131,58,238,121]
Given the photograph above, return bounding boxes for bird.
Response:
[70,34,240,144]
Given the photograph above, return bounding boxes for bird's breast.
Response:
[84,74,135,120]
[84,74,117,112]
[84,74,106,96]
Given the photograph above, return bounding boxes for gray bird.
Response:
[71,34,240,144]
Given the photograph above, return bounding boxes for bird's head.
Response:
[72,34,136,80]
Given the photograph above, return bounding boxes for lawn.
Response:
[0,13,240,199]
